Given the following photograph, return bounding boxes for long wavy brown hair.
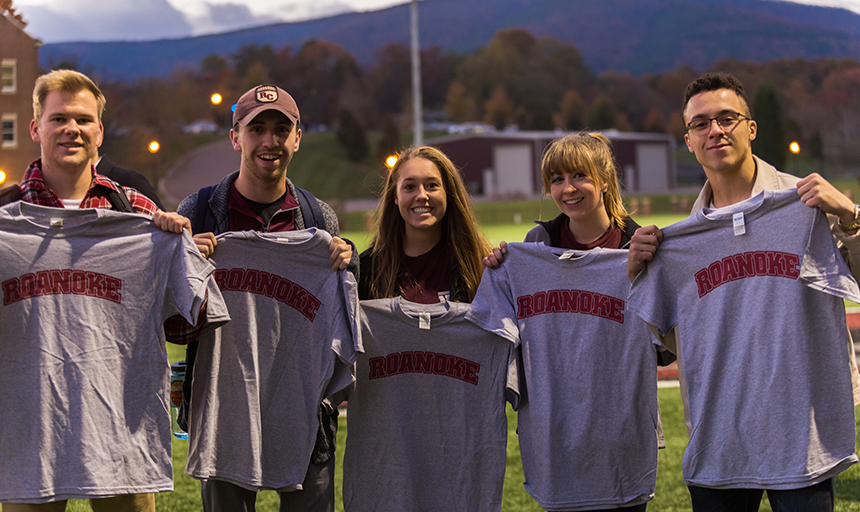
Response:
[366,146,492,301]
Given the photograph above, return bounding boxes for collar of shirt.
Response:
[19,159,158,215]
[227,180,298,232]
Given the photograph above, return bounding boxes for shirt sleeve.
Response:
[627,254,678,339]
[325,270,362,398]
[801,208,860,303]
[161,230,225,327]
[466,261,520,345]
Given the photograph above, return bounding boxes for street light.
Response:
[410,0,423,146]
[149,141,160,153]
[211,93,223,105]
[789,141,800,154]
[385,155,398,169]
[0,170,6,185]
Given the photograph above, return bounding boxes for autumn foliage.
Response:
[71,27,860,182]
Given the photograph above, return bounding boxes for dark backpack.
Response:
[177,184,325,431]
[0,184,134,212]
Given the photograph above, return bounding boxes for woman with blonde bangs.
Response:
[359,145,492,303]
[527,132,638,248]
[475,132,671,511]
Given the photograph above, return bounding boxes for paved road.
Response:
[158,138,239,209]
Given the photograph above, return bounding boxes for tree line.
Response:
[55,27,860,185]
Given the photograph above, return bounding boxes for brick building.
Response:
[427,130,677,198]
[0,9,41,185]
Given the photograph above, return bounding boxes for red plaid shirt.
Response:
[21,159,204,344]
[20,159,159,215]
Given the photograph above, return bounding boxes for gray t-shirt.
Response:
[468,243,659,511]
[343,298,518,512]
[186,229,360,491]
[0,202,226,503]
[628,188,860,489]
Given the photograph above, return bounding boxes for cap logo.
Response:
[255,85,278,103]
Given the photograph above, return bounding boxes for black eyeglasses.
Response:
[686,112,751,135]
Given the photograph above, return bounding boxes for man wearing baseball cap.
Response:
[176,85,356,512]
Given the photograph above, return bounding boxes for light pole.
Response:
[410,0,423,146]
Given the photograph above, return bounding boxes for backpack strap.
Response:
[295,187,325,229]
[192,185,218,234]
[105,186,133,213]
[0,185,22,207]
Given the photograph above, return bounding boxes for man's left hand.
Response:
[796,173,856,225]
[329,236,352,271]
[153,211,192,233]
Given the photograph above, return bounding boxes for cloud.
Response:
[186,2,275,35]
[16,0,193,42]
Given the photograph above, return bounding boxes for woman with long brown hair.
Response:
[358,145,491,302]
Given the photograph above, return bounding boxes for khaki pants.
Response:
[2,493,155,512]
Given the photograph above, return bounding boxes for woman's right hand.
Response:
[482,241,508,269]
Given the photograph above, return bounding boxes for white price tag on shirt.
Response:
[419,312,431,330]
[733,212,746,236]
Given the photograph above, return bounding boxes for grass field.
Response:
[63,377,860,511]
[341,213,690,254]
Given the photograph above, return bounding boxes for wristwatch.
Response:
[839,204,860,231]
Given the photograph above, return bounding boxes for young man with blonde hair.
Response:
[0,69,209,512]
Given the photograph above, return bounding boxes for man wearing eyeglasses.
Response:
[627,72,860,512]
[630,71,860,280]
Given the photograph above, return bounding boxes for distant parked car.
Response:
[183,119,219,134]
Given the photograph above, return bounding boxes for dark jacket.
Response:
[525,212,640,249]
[96,155,165,210]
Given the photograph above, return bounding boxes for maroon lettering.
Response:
[2,269,123,305]
[516,295,533,319]
[515,289,625,324]
[385,353,401,376]
[213,267,323,322]
[695,269,713,297]
[733,252,755,278]
[2,279,20,305]
[414,351,434,373]
[212,269,228,290]
[545,290,562,314]
[239,269,259,292]
[368,351,481,385]
[368,357,385,379]
[694,250,801,298]
[258,271,279,297]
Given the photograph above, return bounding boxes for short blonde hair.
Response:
[541,132,628,229]
[33,69,106,122]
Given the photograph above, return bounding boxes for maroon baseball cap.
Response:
[232,85,300,126]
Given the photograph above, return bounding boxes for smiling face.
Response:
[394,157,448,241]
[550,169,609,230]
[230,109,301,187]
[683,88,757,176]
[30,89,104,175]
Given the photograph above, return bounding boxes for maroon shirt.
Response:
[398,239,452,304]
[227,182,297,232]
[559,219,623,250]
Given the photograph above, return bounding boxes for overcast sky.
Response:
[10,0,860,43]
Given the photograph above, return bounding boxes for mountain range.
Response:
[38,0,860,81]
